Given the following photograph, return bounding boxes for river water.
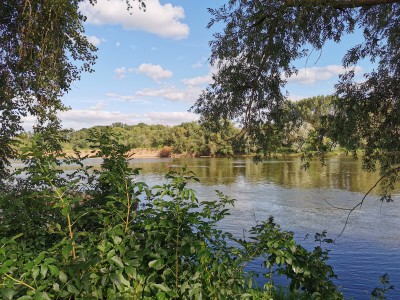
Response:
[16,156,399,299]
[125,156,399,300]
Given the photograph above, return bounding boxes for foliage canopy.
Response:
[0,0,145,180]
[193,0,400,197]
[0,131,343,299]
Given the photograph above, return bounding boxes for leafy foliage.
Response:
[0,131,343,299]
[371,273,395,300]
[192,1,400,196]
[0,0,146,181]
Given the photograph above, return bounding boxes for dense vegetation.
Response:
[14,95,337,158]
[1,130,343,299]
[193,0,400,199]
[1,0,399,298]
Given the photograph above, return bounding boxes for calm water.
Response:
[17,156,400,299]
[126,156,399,300]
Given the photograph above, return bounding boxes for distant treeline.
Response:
[17,95,336,157]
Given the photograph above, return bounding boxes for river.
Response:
[126,156,399,300]
[17,155,400,299]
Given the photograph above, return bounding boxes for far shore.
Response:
[62,147,350,160]
[64,148,165,158]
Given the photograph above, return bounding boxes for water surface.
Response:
[129,156,400,299]
[16,156,399,299]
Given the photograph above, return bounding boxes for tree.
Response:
[0,0,145,181]
[193,0,400,197]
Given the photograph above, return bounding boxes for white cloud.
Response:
[58,109,141,129]
[80,0,189,40]
[106,92,150,104]
[88,101,107,110]
[137,63,173,81]
[287,94,308,102]
[114,67,133,79]
[21,109,199,130]
[115,41,121,47]
[143,111,199,125]
[192,57,208,69]
[192,61,204,69]
[136,87,185,101]
[87,35,102,46]
[135,86,201,103]
[181,73,213,87]
[129,66,215,103]
[286,65,362,85]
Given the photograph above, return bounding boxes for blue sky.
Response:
[34,0,369,130]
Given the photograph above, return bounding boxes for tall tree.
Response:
[193,0,400,197]
[0,0,145,180]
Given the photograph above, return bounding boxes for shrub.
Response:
[159,146,173,158]
[0,130,343,299]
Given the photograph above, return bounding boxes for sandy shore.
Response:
[64,148,163,158]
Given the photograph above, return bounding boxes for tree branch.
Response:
[285,0,400,9]
[332,165,400,240]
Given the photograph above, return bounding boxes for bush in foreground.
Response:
[0,130,342,299]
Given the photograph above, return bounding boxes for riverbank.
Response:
[64,148,161,158]
[63,147,352,159]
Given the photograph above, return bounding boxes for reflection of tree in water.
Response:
[128,157,384,195]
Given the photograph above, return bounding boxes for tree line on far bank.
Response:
[16,95,339,158]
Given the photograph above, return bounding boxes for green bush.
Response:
[0,131,343,299]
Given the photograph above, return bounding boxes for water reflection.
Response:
[129,157,384,195]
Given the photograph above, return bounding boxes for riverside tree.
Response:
[0,0,145,181]
[192,0,400,197]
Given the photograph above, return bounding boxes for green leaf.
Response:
[118,273,130,287]
[53,283,60,292]
[152,283,171,293]
[40,265,48,278]
[67,283,80,294]
[33,292,51,300]
[125,266,136,279]
[32,267,40,280]
[106,249,116,259]
[112,236,122,245]
[61,206,69,217]
[59,271,68,284]
[148,259,164,270]
[156,292,166,300]
[62,243,72,259]
[1,288,16,300]
[48,265,60,277]
[110,255,124,268]
[34,253,45,265]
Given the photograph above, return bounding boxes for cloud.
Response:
[287,94,308,102]
[192,61,204,69]
[135,86,201,103]
[143,111,199,125]
[136,87,185,101]
[59,109,141,129]
[114,67,133,79]
[128,66,216,103]
[106,92,150,104]
[286,65,362,85]
[80,0,189,40]
[192,57,208,69]
[87,35,102,46]
[136,63,173,81]
[22,109,199,130]
[181,73,213,87]
[115,41,121,47]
